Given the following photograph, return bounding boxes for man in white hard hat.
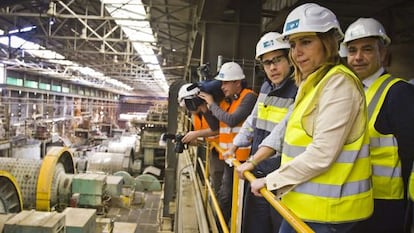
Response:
[220,32,297,233]
[199,61,257,226]
[343,17,414,233]
[177,83,224,194]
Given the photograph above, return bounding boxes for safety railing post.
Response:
[204,142,210,206]
[211,142,315,233]
[230,167,239,233]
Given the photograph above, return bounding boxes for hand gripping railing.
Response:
[210,142,314,233]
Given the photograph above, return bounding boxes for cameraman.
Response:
[177,83,224,194]
[198,62,257,226]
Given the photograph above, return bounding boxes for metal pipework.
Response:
[0,147,75,211]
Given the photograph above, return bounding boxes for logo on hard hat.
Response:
[285,19,300,32]
[263,40,274,48]
[218,73,225,79]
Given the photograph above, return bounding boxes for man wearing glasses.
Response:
[224,32,297,233]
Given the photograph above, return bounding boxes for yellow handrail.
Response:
[197,156,229,233]
[210,142,314,233]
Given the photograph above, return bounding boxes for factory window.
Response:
[6,77,23,86]
[39,82,51,90]
[24,80,38,89]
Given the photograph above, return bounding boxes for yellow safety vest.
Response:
[409,164,414,200]
[365,74,404,199]
[218,88,254,161]
[281,64,373,222]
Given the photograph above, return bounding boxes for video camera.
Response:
[197,63,217,80]
[161,133,188,153]
[182,64,224,111]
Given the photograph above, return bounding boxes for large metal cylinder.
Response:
[0,158,42,209]
[86,152,130,174]
[0,147,75,211]
[0,171,23,213]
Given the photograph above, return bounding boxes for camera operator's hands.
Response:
[222,146,236,167]
[198,91,214,105]
[181,131,200,145]
[223,145,237,160]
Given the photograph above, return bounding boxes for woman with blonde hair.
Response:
[250,3,373,233]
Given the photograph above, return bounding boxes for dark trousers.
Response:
[352,199,406,233]
[217,164,234,225]
[242,182,282,233]
[242,156,282,233]
[279,220,357,233]
[209,149,224,194]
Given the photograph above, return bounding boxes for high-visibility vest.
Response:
[366,74,404,199]
[252,78,296,154]
[409,164,414,200]
[193,113,218,143]
[218,88,254,161]
[281,64,373,222]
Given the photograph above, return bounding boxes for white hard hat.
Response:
[338,42,348,58]
[343,18,391,46]
[255,32,290,59]
[282,3,343,40]
[178,83,200,107]
[215,62,245,81]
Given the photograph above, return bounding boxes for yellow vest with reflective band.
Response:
[193,113,218,143]
[366,74,404,199]
[409,163,414,200]
[281,64,373,222]
[218,89,254,161]
[257,99,290,130]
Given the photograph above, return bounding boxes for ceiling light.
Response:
[81,27,87,39]
[47,2,56,16]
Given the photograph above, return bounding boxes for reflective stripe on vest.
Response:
[218,89,253,161]
[294,178,371,198]
[366,74,403,199]
[219,126,242,134]
[283,142,370,162]
[281,64,373,222]
[255,89,292,136]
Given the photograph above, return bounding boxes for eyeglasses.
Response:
[261,55,286,67]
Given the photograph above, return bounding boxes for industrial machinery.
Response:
[0,147,74,211]
[0,171,23,214]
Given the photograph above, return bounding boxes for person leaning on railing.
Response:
[250,3,373,233]
[225,31,297,233]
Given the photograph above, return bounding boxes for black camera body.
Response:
[162,133,187,153]
[174,134,187,153]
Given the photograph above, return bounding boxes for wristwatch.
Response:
[247,157,258,167]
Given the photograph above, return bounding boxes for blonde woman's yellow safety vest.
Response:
[365,74,404,199]
[281,64,373,222]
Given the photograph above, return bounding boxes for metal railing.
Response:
[207,141,314,233]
